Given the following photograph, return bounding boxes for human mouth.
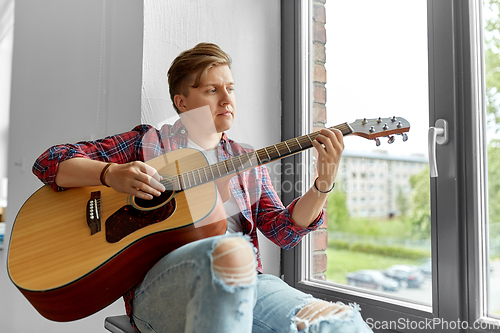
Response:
[218,108,233,116]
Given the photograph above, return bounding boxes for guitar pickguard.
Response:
[105,198,177,243]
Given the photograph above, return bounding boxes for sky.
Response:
[324,0,429,158]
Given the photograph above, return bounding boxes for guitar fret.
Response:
[264,148,271,161]
[188,171,196,186]
[203,166,209,182]
[230,158,237,173]
[237,155,245,169]
[295,138,303,149]
[284,141,292,153]
[246,153,254,166]
[306,133,313,143]
[240,153,250,168]
[177,177,182,190]
[209,165,216,179]
[253,152,260,165]
[197,169,203,184]
[215,162,222,177]
[223,161,229,173]
[274,144,281,156]
[256,151,263,164]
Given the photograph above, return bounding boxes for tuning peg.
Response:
[391,116,398,122]
[374,138,381,146]
[377,117,382,124]
[388,136,395,144]
[402,133,408,142]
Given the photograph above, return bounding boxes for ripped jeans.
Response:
[131,234,372,333]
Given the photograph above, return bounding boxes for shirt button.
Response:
[181,129,186,135]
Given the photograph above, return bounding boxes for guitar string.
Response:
[163,123,352,191]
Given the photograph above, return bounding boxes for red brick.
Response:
[313,251,327,274]
[313,42,326,64]
[313,3,326,24]
[313,63,326,84]
[313,103,326,125]
[313,22,326,44]
[313,229,328,251]
[313,84,326,104]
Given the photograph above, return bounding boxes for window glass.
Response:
[309,0,432,306]
[484,0,500,319]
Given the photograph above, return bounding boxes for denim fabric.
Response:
[131,234,372,333]
[252,274,372,333]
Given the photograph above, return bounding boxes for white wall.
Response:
[1,0,281,332]
[141,0,282,277]
[2,0,143,331]
[0,0,13,206]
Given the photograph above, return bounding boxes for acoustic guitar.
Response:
[7,117,409,322]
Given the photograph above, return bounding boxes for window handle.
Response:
[428,119,449,178]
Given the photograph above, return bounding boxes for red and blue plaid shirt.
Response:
[33,119,323,318]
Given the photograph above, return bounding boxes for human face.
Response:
[175,65,235,134]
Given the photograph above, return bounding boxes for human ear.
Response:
[174,94,187,113]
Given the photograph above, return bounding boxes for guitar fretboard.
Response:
[165,123,352,191]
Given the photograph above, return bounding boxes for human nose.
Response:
[219,89,232,106]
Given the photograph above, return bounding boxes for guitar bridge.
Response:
[87,191,101,235]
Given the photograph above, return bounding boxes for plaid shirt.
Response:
[33,119,323,318]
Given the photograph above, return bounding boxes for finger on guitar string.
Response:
[144,163,164,182]
[135,166,166,194]
[132,177,164,199]
[312,128,344,192]
[106,161,164,199]
[314,128,343,155]
[132,184,154,200]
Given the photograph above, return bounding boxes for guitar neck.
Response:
[170,122,353,191]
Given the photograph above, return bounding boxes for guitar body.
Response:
[7,148,228,322]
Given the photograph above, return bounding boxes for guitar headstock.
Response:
[347,116,410,146]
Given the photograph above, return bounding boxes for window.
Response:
[282,0,500,331]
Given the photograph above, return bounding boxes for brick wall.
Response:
[311,0,328,281]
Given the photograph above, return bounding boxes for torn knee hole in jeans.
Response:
[212,238,257,286]
[294,300,355,330]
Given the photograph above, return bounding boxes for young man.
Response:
[33,43,372,332]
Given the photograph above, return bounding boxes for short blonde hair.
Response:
[168,43,232,114]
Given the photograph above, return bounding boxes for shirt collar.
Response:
[174,119,233,156]
[220,132,234,156]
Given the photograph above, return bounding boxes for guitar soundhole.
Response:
[132,178,176,210]
[133,189,175,210]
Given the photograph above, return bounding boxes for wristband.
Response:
[314,177,335,193]
[100,162,114,187]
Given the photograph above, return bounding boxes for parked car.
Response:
[383,265,424,288]
[346,270,399,292]
[419,258,432,277]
